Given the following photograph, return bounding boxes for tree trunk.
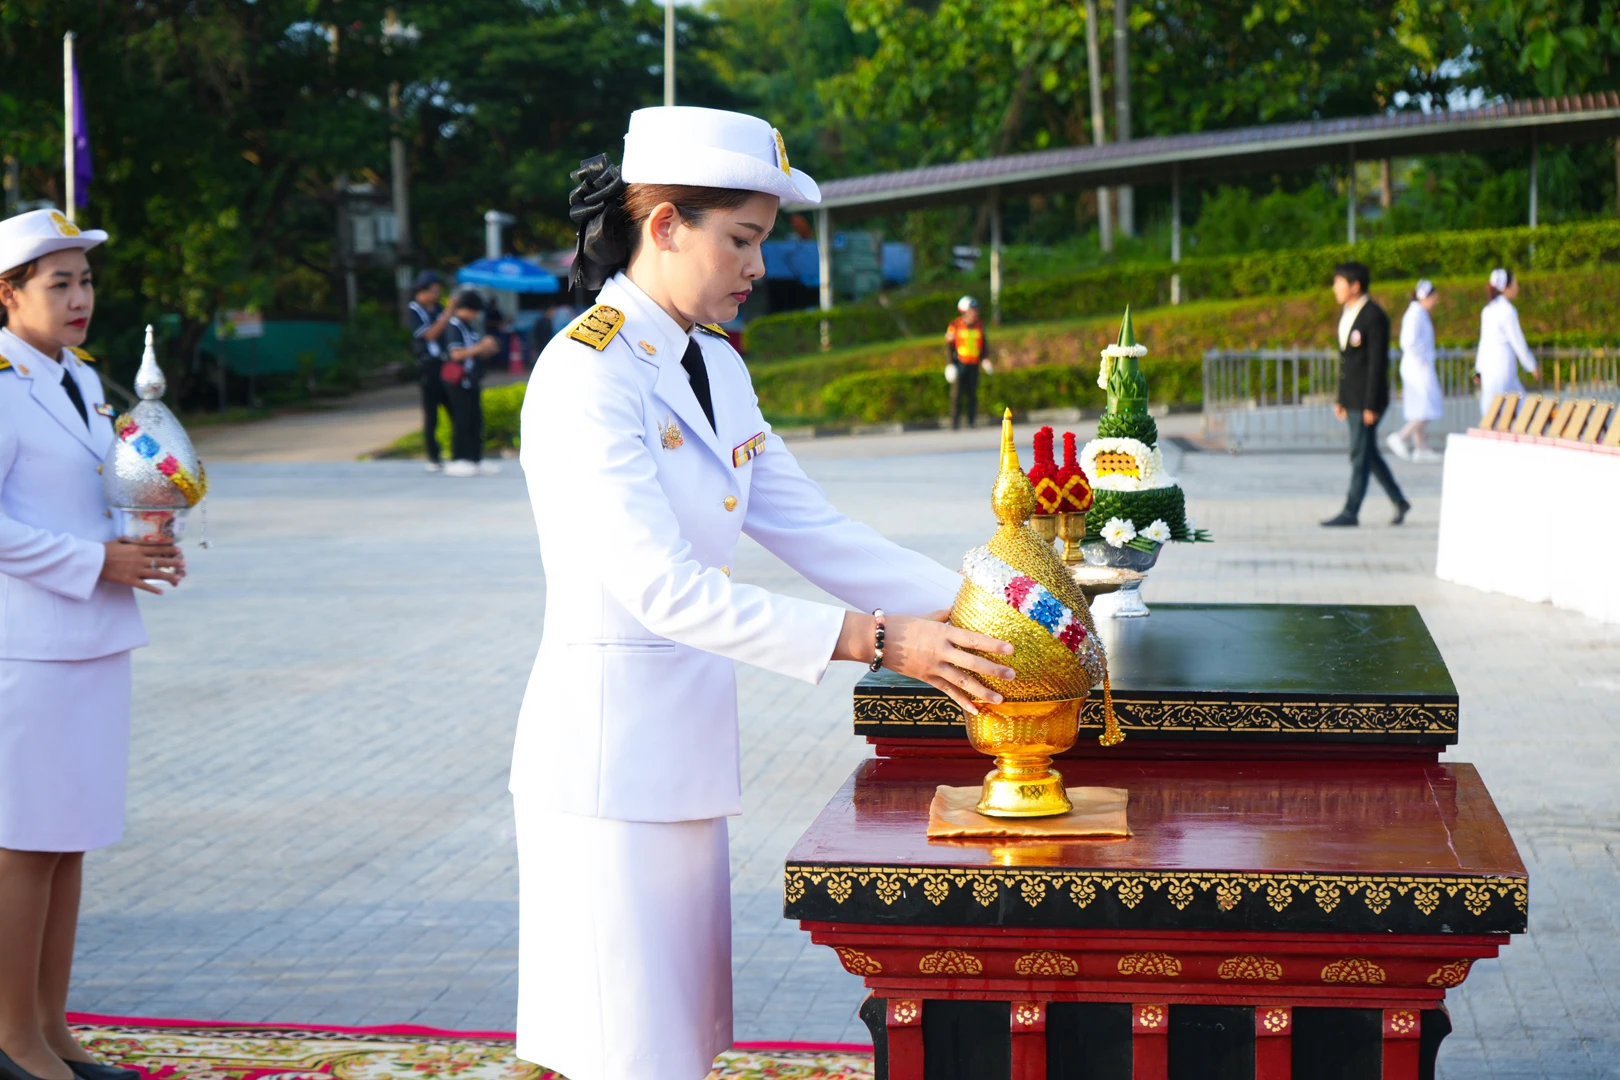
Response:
[1380,159,1393,210]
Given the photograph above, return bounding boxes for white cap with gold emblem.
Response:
[620,106,820,205]
[0,208,107,274]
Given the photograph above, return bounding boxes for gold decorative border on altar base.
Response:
[852,694,1459,736]
[783,864,1527,920]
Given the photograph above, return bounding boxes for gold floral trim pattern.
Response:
[784,864,1527,922]
[834,948,882,975]
[1117,952,1181,977]
[1218,954,1283,981]
[1012,1003,1043,1028]
[1258,1008,1291,1034]
[1014,950,1079,976]
[1321,958,1387,984]
[1134,1004,1167,1031]
[852,694,1459,736]
[918,949,983,975]
[1425,960,1473,988]
[1386,1010,1419,1036]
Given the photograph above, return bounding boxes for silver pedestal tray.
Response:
[1078,540,1162,618]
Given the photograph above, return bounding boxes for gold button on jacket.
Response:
[723,495,738,511]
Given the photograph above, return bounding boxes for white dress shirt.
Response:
[1338,294,1369,350]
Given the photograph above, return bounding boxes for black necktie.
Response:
[681,337,716,433]
[60,369,89,427]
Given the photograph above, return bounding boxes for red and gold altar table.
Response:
[781,605,1526,1080]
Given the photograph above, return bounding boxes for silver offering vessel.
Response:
[101,325,208,542]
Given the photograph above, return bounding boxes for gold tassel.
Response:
[1098,666,1124,747]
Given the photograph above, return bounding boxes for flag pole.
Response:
[63,31,76,223]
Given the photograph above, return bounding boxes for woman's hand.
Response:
[101,538,185,594]
[836,609,1015,715]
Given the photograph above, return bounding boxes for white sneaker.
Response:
[476,460,502,475]
[424,461,443,473]
[1411,446,1443,464]
[1385,432,1412,461]
[443,459,478,477]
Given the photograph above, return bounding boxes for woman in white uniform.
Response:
[511,108,1015,1080]
[0,210,184,1080]
[1387,279,1442,463]
[1475,267,1538,416]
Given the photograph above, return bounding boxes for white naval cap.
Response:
[0,208,107,275]
[1488,267,1513,290]
[621,106,821,205]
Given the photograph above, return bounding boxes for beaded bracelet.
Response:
[869,609,887,672]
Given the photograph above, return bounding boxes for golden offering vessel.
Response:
[948,411,1123,818]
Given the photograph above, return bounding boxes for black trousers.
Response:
[1342,413,1405,518]
[950,362,982,429]
[445,381,484,463]
[420,369,449,463]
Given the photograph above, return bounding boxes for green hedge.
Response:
[744,219,1620,360]
[389,382,528,457]
[754,266,1620,424]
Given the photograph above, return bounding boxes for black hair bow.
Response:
[568,154,628,304]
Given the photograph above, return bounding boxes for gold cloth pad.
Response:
[926,785,1130,839]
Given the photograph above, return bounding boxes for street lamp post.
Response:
[664,2,676,106]
[383,9,422,324]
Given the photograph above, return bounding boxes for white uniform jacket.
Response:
[513,274,960,823]
[1475,295,1537,412]
[0,328,145,660]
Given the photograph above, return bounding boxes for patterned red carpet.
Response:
[67,1017,875,1080]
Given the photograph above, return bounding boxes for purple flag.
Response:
[71,55,91,207]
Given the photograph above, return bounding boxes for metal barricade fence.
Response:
[1201,346,1620,451]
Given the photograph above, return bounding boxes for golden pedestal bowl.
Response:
[964,696,1085,817]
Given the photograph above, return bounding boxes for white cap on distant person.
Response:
[1488,268,1513,291]
[0,208,107,275]
[1414,279,1435,300]
[621,106,820,205]
[958,295,979,312]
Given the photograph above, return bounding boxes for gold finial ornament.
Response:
[948,411,1123,817]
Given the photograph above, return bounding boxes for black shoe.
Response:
[0,1049,66,1080]
[68,1062,142,1080]
[1320,512,1358,527]
[1392,500,1411,525]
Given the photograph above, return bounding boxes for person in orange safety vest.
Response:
[944,295,992,429]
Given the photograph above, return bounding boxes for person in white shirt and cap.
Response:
[1475,267,1539,415]
[511,106,1017,1080]
[1387,279,1443,463]
[0,209,184,1080]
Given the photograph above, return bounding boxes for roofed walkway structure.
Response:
[786,94,1620,318]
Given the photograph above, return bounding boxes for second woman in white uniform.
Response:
[1475,267,1538,415]
[510,107,1016,1080]
[1387,279,1442,463]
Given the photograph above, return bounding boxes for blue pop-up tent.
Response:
[455,257,562,293]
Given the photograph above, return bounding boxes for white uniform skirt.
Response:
[1400,358,1444,422]
[0,651,132,853]
[514,803,733,1080]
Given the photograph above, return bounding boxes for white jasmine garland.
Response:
[1097,355,1114,390]
[1141,519,1172,544]
[1080,438,1178,491]
[1101,343,1148,359]
[1101,517,1137,548]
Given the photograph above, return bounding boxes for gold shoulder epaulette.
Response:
[0,355,11,372]
[696,323,729,339]
[68,346,96,364]
[567,304,626,351]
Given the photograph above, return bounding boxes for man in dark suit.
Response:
[1322,261,1410,527]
